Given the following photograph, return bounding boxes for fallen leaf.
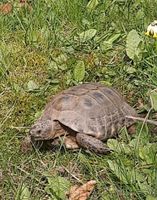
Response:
[19,185,31,200]
[68,180,96,200]
[0,3,12,14]
[127,125,136,135]
[19,0,32,11]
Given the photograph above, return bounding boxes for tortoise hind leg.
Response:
[76,133,111,154]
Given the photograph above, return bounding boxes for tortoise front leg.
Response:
[76,133,111,154]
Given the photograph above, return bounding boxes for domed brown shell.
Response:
[40,83,136,141]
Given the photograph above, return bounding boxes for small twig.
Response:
[63,166,83,183]
[126,115,157,126]
[10,126,31,130]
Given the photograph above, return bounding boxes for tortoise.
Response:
[30,83,137,154]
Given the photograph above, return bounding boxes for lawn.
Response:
[1,0,157,199]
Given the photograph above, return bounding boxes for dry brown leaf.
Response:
[68,180,96,200]
[0,3,12,14]
[127,125,136,135]
[19,0,32,11]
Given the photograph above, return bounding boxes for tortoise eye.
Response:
[37,130,41,134]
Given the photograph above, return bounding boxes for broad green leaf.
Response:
[126,29,142,60]
[126,67,136,74]
[135,170,146,182]
[82,18,90,26]
[108,160,146,185]
[107,139,119,152]
[107,139,131,154]
[41,26,49,40]
[79,29,97,43]
[13,83,21,93]
[48,61,58,70]
[136,9,144,20]
[54,54,68,64]
[86,0,99,12]
[146,195,157,200]
[150,90,157,111]
[100,33,121,52]
[139,143,157,164]
[19,185,31,200]
[58,64,67,71]
[138,181,152,196]
[74,61,85,82]
[107,160,128,184]
[100,41,112,51]
[100,81,112,86]
[45,176,71,200]
[28,30,39,42]
[27,80,38,91]
[107,33,121,44]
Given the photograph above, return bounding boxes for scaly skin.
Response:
[76,133,111,154]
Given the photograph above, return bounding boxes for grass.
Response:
[1,0,157,199]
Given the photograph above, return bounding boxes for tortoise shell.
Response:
[38,83,136,141]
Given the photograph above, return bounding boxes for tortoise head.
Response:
[30,119,56,141]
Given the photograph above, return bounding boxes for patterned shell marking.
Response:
[40,83,136,141]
